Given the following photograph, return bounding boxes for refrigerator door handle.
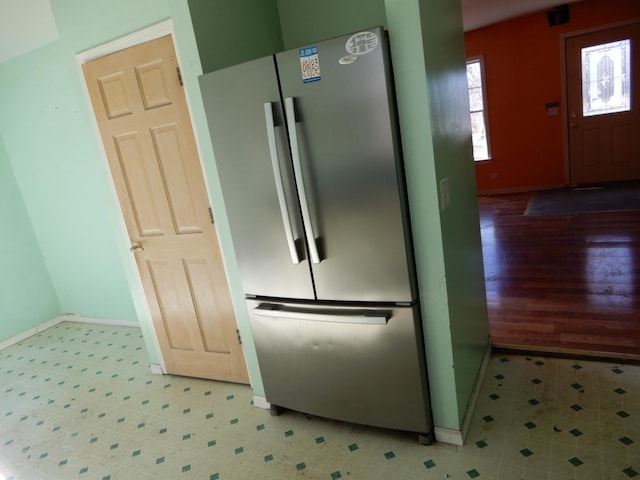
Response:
[264,102,300,265]
[253,305,390,325]
[284,96,321,264]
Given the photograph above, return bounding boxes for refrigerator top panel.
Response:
[199,57,315,300]
[276,27,416,303]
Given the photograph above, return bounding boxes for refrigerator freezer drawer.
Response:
[247,300,432,434]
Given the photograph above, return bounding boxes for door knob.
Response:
[570,123,577,128]
[129,241,144,253]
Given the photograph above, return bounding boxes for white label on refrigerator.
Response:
[345,31,379,56]
[299,46,321,83]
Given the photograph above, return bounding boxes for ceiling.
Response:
[0,0,583,64]
[462,0,583,31]
[0,0,59,64]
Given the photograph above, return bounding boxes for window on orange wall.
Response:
[466,56,491,161]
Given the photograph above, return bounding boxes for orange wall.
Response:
[465,0,640,193]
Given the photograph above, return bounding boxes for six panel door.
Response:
[83,35,249,383]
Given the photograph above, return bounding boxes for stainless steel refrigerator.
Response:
[199,27,432,442]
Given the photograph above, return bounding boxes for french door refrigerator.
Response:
[199,27,432,441]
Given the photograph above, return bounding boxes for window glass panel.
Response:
[470,111,489,161]
[466,61,481,88]
[466,57,491,161]
[582,39,631,116]
[468,87,484,112]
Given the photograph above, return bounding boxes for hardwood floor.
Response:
[478,191,640,359]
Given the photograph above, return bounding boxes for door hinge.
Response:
[236,329,242,345]
[208,207,215,224]
[176,67,183,86]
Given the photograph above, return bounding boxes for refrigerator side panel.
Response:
[199,58,315,299]
[276,28,415,303]
[247,299,432,434]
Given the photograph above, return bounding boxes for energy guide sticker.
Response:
[345,31,378,56]
[300,46,321,83]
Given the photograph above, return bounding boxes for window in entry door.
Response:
[581,39,631,117]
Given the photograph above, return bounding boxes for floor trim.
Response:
[459,341,492,441]
[0,315,140,353]
[60,314,140,328]
[0,317,64,352]
[434,340,492,446]
[493,343,640,365]
[434,427,464,446]
[149,364,165,375]
[478,184,565,196]
[253,395,270,410]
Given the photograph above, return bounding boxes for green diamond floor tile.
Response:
[520,448,533,457]
[467,468,481,478]
[424,459,436,469]
[568,457,584,467]
[1,322,639,480]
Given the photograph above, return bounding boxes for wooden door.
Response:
[83,35,249,384]
[565,22,640,184]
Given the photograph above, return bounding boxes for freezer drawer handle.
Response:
[264,101,301,265]
[253,306,390,325]
[284,96,322,264]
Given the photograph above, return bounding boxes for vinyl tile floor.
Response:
[0,322,638,479]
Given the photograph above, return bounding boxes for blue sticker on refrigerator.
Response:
[299,46,321,83]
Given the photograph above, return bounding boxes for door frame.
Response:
[74,20,226,377]
[560,17,640,185]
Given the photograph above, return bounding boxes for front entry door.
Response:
[565,22,640,184]
[83,35,249,383]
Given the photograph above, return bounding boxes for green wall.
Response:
[0,0,488,434]
[0,136,60,339]
[189,0,283,73]
[384,0,489,428]
[0,0,200,362]
[277,0,387,48]
[181,1,270,392]
[0,41,137,323]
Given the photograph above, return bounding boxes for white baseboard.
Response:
[434,427,464,446]
[60,314,139,328]
[0,315,140,352]
[253,395,270,410]
[0,316,65,352]
[149,364,165,375]
[435,339,492,446]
